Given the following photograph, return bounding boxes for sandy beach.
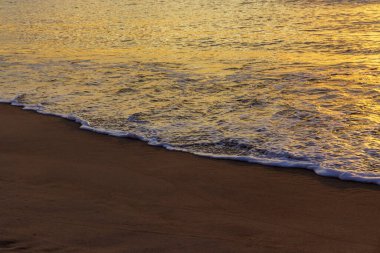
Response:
[0,104,379,252]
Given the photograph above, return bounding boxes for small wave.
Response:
[1,95,379,186]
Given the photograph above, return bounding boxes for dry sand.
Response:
[0,104,379,252]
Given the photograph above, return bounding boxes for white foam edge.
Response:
[171,149,380,185]
[1,96,379,186]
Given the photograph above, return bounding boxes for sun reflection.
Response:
[0,0,379,176]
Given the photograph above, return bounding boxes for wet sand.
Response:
[0,104,379,253]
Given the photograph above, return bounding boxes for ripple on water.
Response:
[0,0,379,184]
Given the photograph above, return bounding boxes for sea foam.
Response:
[1,96,379,186]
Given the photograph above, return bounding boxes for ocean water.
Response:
[0,0,379,184]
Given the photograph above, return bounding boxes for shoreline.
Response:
[1,99,379,186]
[1,103,380,252]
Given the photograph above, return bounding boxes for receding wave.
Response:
[1,0,379,185]
[1,94,380,185]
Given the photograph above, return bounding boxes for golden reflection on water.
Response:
[0,0,379,176]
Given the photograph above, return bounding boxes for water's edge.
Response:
[1,96,379,186]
